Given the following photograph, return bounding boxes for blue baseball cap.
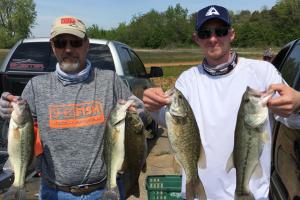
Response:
[195,5,231,31]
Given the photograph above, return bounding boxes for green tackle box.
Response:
[146,175,182,200]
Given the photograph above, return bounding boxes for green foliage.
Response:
[1,1,299,49]
[86,1,300,48]
[0,0,36,48]
[232,0,300,47]
[86,4,195,48]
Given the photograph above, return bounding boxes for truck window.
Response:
[118,47,134,76]
[128,50,147,77]
[7,42,56,72]
[88,44,115,71]
[117,46,147,77]
[280,42,300,90]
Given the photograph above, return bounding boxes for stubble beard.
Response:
[60,58,81,74]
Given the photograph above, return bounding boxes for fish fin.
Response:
[101,186,120,200]
[173,155,184,169]
[144,129,155,139]
[225,152,234,173]
[130,181,140,198]
[186,177,207,200]
[12,126,21,140]
[198,144,207,169]
[142,161,147,173]
[3,186,26,200]
[235,192,255,200]
[118,170,125,175]
[120,160,128,172]
[252,162,263,179]
[260,131,270,143]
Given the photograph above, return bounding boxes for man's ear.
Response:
[192,32,201,46]
[84,38,90,54]
[229,28,235,42]
[50,40,57,56]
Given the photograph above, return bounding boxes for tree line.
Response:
[0,0,36,48]
[0,0,299,49]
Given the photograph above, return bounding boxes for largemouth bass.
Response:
[101,99,134,200]
[5,99,34,200]
[121,110,147,198]
[226,86,274,200]
[165,87,207,200]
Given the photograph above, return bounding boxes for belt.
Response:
[44,179,106,196]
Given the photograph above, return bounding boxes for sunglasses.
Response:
[53,38,84,48]
[197,27,229,39]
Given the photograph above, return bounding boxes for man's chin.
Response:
[207,49,224,59]
[60,62,80,73]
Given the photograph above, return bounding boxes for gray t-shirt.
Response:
[22,67,131,186]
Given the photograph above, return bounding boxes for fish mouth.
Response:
[118,99,135,112]
[164,87,176,104]
[247,87,264,97]
[165,87,175,96]
[110,99,135,126]
[11,99,27,109]
[247,87,275,106]
[260,89,275,106]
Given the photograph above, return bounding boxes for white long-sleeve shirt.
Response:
[151,57,300,200]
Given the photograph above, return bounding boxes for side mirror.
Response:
[148,66,163,78]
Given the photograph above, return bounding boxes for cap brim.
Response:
[50,28,85,39]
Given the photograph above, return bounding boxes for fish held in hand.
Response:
[101,99,134,200]
[165,87,207,200]
[5,99,34,200]
[226,86,274,200]
[121,110,147,198]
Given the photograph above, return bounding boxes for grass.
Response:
[135,47,273,65]
[160,65,191,77]
[135,48,203,64]
[0,50,9,64]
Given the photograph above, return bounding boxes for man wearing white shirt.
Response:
[143,5,300,200]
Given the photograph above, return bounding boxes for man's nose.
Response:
[64,41,74,51]
[208,33,218,41]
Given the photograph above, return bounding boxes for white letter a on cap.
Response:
[205,7,220,16]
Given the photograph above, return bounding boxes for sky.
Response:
[31,0,278,37]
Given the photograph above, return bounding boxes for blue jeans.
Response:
[39,178,125,200]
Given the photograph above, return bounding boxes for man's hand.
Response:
[0,92,20,119]
[267,83,300,117]
[142,87,170,112]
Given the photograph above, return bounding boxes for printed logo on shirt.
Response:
[49,101,104,128]
[205,7,220,16]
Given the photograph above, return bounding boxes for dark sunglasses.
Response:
[197,27,229,39]
[53,38,84,48]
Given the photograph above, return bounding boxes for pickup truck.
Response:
[270,38,300,200]
[0,37,163,193]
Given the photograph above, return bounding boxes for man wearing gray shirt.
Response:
[0,15,135,200]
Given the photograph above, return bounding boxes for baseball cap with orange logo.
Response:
[50,15,86,39]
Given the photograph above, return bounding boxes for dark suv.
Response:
[270,38,300,200]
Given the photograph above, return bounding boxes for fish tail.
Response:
[235,192,255,200]
[186,177,207,200]
[129,181,140,198]
[3,186,26,200]
[101,186,120,200]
